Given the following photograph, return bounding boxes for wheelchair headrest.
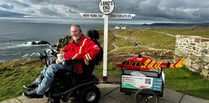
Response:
[87,30,99,40]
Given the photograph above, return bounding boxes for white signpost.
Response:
[80,0,135,81]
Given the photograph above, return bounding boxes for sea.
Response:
[0,21,145,63]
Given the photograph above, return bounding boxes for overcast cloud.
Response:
[0,0,208,24]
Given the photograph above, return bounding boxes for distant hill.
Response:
[142,23,209,28]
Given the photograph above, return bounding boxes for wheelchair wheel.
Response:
[79,85,100,103]
[134,89,158,103]
[48,96,60,103]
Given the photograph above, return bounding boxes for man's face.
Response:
[71,26,81,40]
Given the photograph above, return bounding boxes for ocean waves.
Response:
[0,41,50,50]
[0,43,50,63]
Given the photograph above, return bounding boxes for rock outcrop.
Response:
[55,35,72,50]
[24,40,50,45]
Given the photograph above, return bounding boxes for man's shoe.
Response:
[22,90,43,98]
[23,84,38,89]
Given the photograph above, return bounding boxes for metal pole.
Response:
[103,14,108,81]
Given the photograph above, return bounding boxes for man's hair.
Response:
[71,24,82,32]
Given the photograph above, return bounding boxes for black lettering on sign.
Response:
[101,1,113,5]
[103,5,110,12]
[98,14,103,18]
[90,14,97,17]
[83,14,89,17]
[100,1,114,12]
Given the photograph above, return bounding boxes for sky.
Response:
[0,0,209,24]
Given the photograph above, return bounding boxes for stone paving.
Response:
[1,84,209,103]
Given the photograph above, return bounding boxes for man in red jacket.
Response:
[23,24,101,98]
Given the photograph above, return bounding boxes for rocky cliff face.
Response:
[56,35,72,50]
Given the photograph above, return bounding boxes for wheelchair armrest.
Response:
[64,59,85,73]
[64,59,84,65]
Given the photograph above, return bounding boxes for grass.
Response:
[150,27,209,38]
[115,37,133,47]
[164,67,209,99]
[97,29,117,51]
[93,62,121,77]
[114,29,176,50]
[0,59,43,101]
[108,46,170,56]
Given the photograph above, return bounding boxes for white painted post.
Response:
[99,0,114,81]
[103,14,109,81]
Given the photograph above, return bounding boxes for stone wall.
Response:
[175,35,209,78]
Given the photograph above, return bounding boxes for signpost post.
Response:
[80,0,135,81]
[99,0,114,81]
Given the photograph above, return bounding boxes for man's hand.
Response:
[84,59,89,65]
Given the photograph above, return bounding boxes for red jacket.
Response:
[62,35,101,72]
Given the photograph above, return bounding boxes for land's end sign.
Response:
[99,0,114,15]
